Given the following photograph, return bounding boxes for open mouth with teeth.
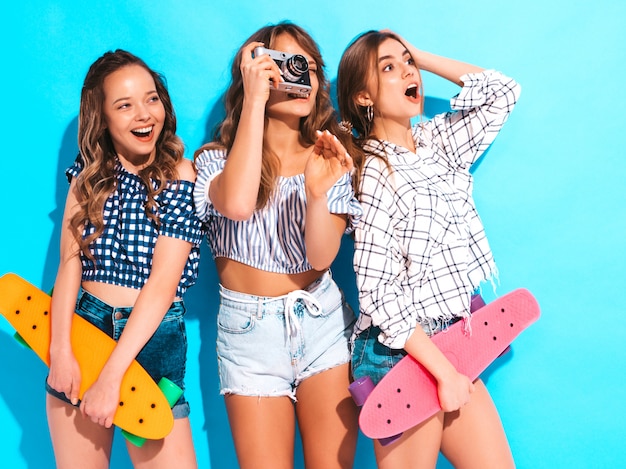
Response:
[131,126,153,138]
[405,84,418,99]
[287,92,310,99]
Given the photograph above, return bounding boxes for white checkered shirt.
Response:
[353,70,521,349]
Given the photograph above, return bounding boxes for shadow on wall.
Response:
[197,92,226,157]
[185,95,238,467]
[0,117,80,467]
[183,249,235,468]
[41,117,80,291]
[0,330,54,466]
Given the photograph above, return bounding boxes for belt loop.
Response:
[256,297,263,319]
[76,288,86,309]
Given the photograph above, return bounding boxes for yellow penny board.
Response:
[0,272,175,440]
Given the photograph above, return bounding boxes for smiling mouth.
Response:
[131,126,153,138]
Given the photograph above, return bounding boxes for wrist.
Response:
[98,363,126,385]
[242,95,269,111]
[49,341,73,359]
[305,187,328,202]
[431,360,458,382]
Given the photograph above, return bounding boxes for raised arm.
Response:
[208,41,282,220]
[304,130,355,270]
[388,30,484,86]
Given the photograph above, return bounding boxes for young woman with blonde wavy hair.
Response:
[47,49,202,468]
[194,21,361,469]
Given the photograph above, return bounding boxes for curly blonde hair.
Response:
[71,50,184,257]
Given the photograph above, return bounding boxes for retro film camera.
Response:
[253,46,312,97]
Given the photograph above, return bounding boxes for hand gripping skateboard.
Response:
[0,273,182,446]
[349,288,540,443]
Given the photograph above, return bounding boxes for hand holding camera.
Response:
[253,46,312,98]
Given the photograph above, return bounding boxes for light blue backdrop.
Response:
[1,1,624,468]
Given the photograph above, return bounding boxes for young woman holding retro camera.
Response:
[336,29,521,468]
[193,22,361,469]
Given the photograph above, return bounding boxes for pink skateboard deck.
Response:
[352,288,540,440]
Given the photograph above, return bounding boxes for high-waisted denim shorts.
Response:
[216,271,356,401]
[45,289,190,418]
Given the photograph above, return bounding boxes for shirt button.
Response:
[114,312,123,320]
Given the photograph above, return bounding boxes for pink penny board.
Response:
[357,288,540,440]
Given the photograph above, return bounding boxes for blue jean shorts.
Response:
[351,326,408,386]
[352,294,482,385]
[216,271,356,401]
[45,289,190,418]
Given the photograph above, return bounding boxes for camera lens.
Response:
[282,54,309,81]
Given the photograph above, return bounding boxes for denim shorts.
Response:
[351,294,484,386]
[45,289,190,418]
[216,271,356,401]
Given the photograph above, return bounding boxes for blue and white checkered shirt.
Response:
[194,148,362,274]
[353,70,521,349]
[67,158,204,298]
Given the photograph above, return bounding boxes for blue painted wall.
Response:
[1,1,624,467]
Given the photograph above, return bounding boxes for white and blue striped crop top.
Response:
[194,148,362,274]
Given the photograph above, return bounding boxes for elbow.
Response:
[221,202,255,221]
[309,260,331,272]
[58,249,81,270]
[229,212,255,222]
[209,177,257,221]
[307,253,334,272]
[213,193,257,221]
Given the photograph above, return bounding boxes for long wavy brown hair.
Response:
[195,21,358,209]
[71,49,184,257]
[337,30,418,194]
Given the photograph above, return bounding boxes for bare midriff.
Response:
[215,257,324,297]
[81,281,182,308]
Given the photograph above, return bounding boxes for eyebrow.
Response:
[378,49,410,63]
[111,90,158,105]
